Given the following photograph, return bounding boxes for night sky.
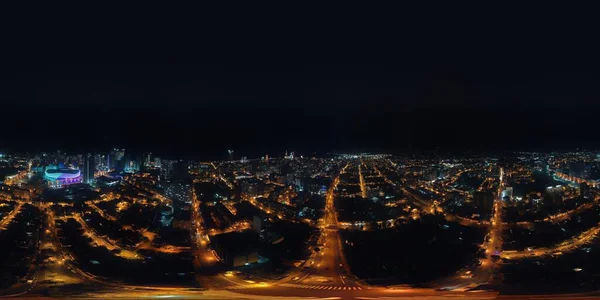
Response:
[2,15,599,159]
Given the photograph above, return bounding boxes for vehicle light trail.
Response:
[358,161,367,199]
[502,221,600,259]
[0,201,24,230]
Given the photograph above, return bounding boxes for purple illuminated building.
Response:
[44,168,82,188]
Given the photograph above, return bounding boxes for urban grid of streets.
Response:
[1,154,600,299]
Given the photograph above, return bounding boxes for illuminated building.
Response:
[294,178,304,191]
[159,205,174,227]
[123,154,141,173]
[144,152,152,166]
[109,148,125,171]
[544,185,564,205]
[161,159,176,180]
[284,150,295,160]
[93,154,105,171]
[44,167,82,188]
[82,153,95,184]
[164,182,192,204]
[502,186,513,202]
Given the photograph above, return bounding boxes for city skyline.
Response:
[3,7,600,299]
[2,149,600,299]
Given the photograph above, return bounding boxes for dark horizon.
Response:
[2,63,600,158]
[3,11,600,159]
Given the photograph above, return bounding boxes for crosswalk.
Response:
[226,283,364,291]
[279,283,363,290]
[226,284,264,290]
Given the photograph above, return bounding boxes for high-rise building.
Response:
[115,149,125,161]
[544,185,564,205]
[115,159,126,173]
[123,153,141,173]
[109,148,125,171]
[581,183,591,199]
[124,159,139,173]
[228,149,234,161]
[93,154,105,171]
[82,153,95,184]
[144,152,152,166]
[160,159,176,181]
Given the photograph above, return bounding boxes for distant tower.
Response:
[83,153,95,184]
[144,152,152,166]
[228,149,234,161]
[109,148,125,171]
